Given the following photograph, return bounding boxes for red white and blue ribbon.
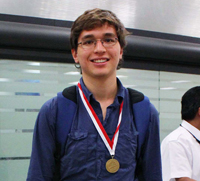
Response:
[77,83,123,156]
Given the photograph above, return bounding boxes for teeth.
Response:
[93,59,107,63]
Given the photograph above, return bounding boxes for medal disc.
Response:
[106,158,120,173]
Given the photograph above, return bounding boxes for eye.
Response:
[103,38,115,43]
[82,40,94,45]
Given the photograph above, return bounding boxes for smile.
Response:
[92,59,108,63]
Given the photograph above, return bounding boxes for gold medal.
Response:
[106,158,120,173]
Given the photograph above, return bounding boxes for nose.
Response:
[94,40,106,53]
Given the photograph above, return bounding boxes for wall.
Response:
[0,0,200,38]
[0,59,199,180]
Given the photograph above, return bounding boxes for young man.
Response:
[27,8,162,181]
[161,86,200,181]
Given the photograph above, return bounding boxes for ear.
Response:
[119,48,123,60]
[198,107,200,116]
[71,49,79,63]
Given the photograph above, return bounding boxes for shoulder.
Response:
[127,88,154,108]
[161,127,194,181]
[149,102,159,118]
[127,88,144,103]
[161,127,190,160]
[165,126,190,141]
[127,88,158,121]
[39,86,77,116]
[161,126,192,149]
[40,96,58,112]
[62,85,77,103]
[36,96,58,123]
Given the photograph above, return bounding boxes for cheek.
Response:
[114,51,122,60]
[77,51,89,65]
[113,47,123,59]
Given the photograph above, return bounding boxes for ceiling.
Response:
[1,0,200,39]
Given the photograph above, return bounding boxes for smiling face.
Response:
[71,24,123,81]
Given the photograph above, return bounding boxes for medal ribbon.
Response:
[78,83,123,156]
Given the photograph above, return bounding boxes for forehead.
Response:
[78,24,117,40]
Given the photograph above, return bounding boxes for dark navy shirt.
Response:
[60,78,137,180]
[27,78,162,181]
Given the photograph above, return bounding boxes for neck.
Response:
[187,118,200,131]
[82,75,118,102]
[82,74,118,120]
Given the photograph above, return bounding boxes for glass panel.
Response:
[159,71,199,140]
[0,59,199,180]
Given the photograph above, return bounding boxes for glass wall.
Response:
[0,59,199,180]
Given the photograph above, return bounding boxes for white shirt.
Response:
[161,120,200,181]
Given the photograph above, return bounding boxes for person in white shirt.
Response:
[161,86,200,181]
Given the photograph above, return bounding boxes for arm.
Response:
[176,178,196,181]
[137,103,162,181]
[161,134,193,181]
[27,97,57,181]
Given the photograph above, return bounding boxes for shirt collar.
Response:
[181,120,200,142]
[79,77,92,102]
[79,77,125,104]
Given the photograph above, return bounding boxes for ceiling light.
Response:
[171,80,191,83]
[160,87,177,90]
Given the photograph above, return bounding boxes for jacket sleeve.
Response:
[137,103,162,181]
[26,97,58,181]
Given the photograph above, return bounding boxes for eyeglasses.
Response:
[78,37,118,49]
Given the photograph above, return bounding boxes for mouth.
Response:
[91,59,109,63]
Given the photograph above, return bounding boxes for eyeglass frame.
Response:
[77,37,119,49]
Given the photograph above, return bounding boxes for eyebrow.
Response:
[81,33,116,40]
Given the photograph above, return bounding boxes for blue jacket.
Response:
[27,82,162,181]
